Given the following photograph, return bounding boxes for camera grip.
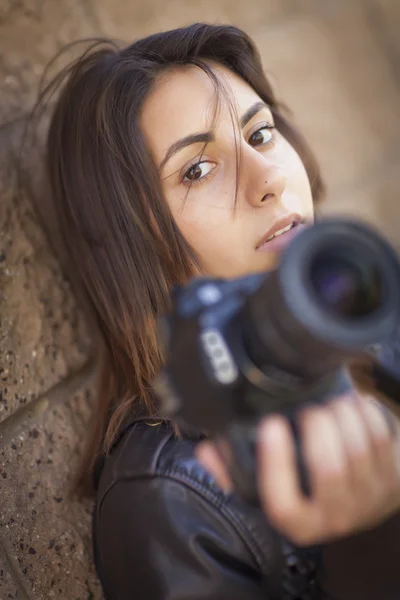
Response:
[289,368,355,499]
[215,422,260,507]
[216,419,312,507]
[215,369,354,505]
[289,417,312,497]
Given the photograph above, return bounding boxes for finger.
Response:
[357,394,393,441]
[258,415,317,543]
[299,406,353,538]
[356,396,400,496]
[328,395,377,496]
[196,442,233,491]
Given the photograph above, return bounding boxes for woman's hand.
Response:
[196,393,400,546]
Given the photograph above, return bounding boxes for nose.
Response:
[241,146,286,208]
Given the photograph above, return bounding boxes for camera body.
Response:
[154,219,400,503]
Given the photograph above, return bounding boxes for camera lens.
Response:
[309,252,382,318]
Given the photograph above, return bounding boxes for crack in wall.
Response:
[0,357,97,448]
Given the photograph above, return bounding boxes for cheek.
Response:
[172,200,240,276]
[169,177,235,237]
[174,209,224,254]
[281,141,314,210]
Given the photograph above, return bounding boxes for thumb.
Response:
[196,441,233,491]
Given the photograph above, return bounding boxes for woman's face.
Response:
[141,64,314,278]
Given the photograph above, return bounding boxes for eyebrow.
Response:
[240,101,270,128]
[160,132,214,170]
[159,101,270,170]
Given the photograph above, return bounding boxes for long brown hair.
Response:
[44,23,325,496]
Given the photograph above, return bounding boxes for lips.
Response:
[255,213,303,250]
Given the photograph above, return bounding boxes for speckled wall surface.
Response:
[1,1,399,598]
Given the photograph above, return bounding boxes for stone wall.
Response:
[1,1,399,598]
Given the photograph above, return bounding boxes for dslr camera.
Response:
[154,219,400,504]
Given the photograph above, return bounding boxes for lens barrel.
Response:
[244,220,400,379]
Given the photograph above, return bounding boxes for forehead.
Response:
[140,63,263,161]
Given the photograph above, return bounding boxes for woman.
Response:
[43,23,400,599]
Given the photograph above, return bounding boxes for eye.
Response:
[183,160,216,183]
[248,125,275,147]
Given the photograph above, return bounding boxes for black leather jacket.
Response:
[93,412,400,600]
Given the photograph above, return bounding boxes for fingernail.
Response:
[259,417,283,447]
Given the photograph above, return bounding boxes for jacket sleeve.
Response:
[95,476,269,600]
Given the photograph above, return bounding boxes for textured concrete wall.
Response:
[1,1,400,598]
